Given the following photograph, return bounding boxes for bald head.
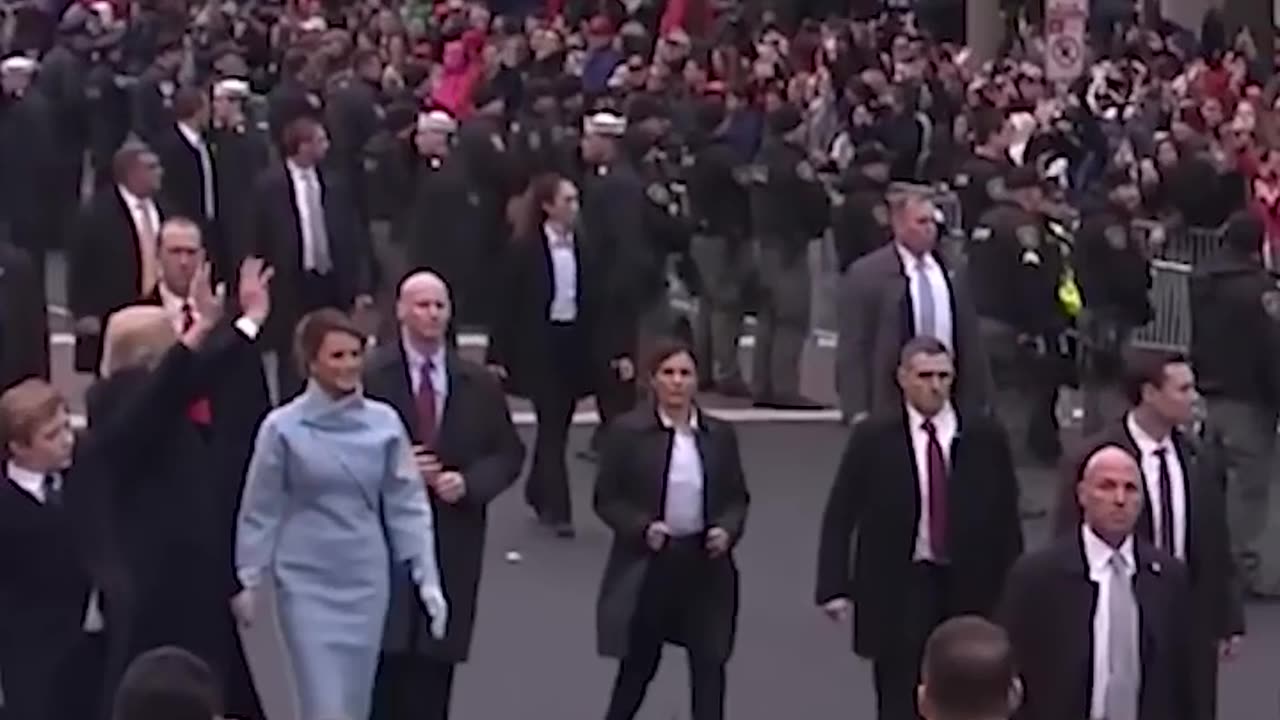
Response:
[1078,444,1143,546]
[397,271,452,347]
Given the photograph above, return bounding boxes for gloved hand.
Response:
[418,583,448,639]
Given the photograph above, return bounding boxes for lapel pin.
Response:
[1151,561,1161,574]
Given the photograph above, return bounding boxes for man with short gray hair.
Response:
[836,185,992,424]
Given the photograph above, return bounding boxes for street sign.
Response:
[1045,0,1088,82]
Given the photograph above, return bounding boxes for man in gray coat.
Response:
[836,185,992,424]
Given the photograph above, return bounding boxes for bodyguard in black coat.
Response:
[69,143,168,373]
[487,173,621,534]
[250,117,372,396]
[0,237,50,390]
[367,271,524,720]
[1002,446,1194,720]
[595,341,749,720]
[815,337,1023,720]
[1053,350,1242,720]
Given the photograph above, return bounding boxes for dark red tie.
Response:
[922,418,948,560]
[181,301,213,426]
[416,359,437,447]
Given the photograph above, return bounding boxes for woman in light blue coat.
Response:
[233,309,448,720]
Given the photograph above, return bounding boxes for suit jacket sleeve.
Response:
[380,420,444,590]
[1200,436,1246,637]
[815,423,871,603]
[986,422,1025,570]
[709,422,749,545]
[68,204,100,320]
[836,264,873,420]
[593,423,652,547]
[458,373,525,508]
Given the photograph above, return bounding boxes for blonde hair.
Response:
[0,379,67,447]
[100,305,178,378]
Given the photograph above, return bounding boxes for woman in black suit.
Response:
[487,172,609,537]
[593,338,750,720]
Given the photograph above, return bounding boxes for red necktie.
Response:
[922,418,948,560]
[181,301,213,426]
[416,359,437,447]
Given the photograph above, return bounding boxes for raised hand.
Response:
[237,256,274,325]
[182,262,226,348]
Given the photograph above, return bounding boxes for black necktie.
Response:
[43,474,63,508]
[1155,447,1176,554]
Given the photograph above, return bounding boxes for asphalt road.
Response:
[38,252,1280,719]
[238,423,1280,720]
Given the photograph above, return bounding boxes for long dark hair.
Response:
[512,172,568,241]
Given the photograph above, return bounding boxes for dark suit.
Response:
[365,345,524,720]
[1055,423,1243,719]
[999,534,1195,720]
[153,124,226,274]
[82,324,263,711]
[68,188,166,373]
[836,243,993,421]
[0,239,50,390]
[594,406,750,720]
[486,228,612,525]
[0,473,96,720]
[250,162,372,395]
[814,412,1023,720]
[129,73,175,142]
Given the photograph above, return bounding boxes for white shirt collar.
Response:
[402,334,445,372]
[158,281,190,306]
[1082,523,1136,574]
[657,406,699,431]
[286,158,315,178]
[544,221,574,247]
[1125,411,1171,454]
[117,185,151,210]
[905,401,955,433]
[895,241,937,271]
[7,460,50,503]
[176,121,203,147]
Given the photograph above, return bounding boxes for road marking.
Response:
[50,330,840,349]
[70,406,841,429]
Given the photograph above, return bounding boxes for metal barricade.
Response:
[1129,259,1193,352]
[1141,223,1225,266]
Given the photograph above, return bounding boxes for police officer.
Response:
[1191,212,1280,598]
[832,142,892,272]
[972,166,1071,466]
[394,110,481,327]
[325,48,385,224]
[954,108,1012,231]
[578,111,659,453]
[208,78,270,281]
[1075,168,1151,433]
[749,104,829,409]
[688,98,752,397]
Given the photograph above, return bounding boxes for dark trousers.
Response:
[371,653,456,720]
[872,562,951,720]
[1192,633,1220,720]
[525,322,581,524]
[604,538,728,720]
[0,631,105,720]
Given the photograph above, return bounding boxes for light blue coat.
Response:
[236,382,441,720]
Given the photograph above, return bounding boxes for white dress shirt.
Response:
[176,121,216,219]
[158,282,196,333]
[118,185,161,242]
[1083,525,1137,720]
[7,461,104,632]
[7,460,54,503]
[545,222,578,322]
[118,185,161,294]
[895,242,954,351]
[659,409,705,537]
[287,160,327,273]
[1126,413,1187,559]
[403,337,449,414]
[906,402,957,562]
